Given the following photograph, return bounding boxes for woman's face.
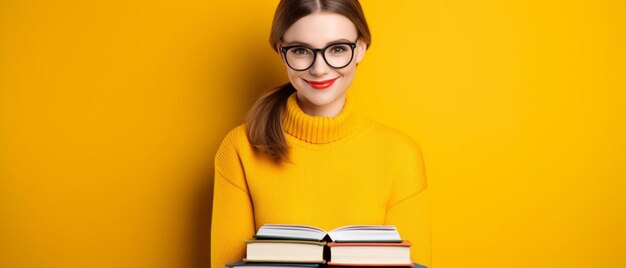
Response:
[279,12,367,117]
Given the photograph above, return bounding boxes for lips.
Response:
[305,77,339,90]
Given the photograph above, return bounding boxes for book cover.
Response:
[326,262,414,267]
[326,241,412,247]
[225,262,322,267]
[326,264,425,268]
[242,259,326,264]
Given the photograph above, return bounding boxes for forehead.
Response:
[282,12,358,47]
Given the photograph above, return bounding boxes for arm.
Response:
[384,141,432,267]
[211,128,255,268]
[385,189,432,267]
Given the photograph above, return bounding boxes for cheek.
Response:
[286,70,306,90]
[337,65,357,78]
[287,70,302,81]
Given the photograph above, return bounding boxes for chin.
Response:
[307,98,335,107]
[306,90,346,106]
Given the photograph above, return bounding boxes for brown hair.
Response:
[245,0,372,164]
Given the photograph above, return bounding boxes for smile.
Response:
[305,78,339,90]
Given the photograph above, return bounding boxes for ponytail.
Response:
[245,83,297,164]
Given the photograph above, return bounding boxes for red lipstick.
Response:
[306,78,338,90]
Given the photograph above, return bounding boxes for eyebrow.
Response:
[282,38,354,47]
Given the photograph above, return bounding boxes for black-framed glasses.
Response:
[280,39,358,71]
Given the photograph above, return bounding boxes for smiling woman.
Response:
[278,12,365,116]
[211,0,431,267]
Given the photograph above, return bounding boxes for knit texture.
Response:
[211,92,431,267]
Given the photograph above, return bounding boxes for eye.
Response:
[328,44,349,54]
[291,47,309,55]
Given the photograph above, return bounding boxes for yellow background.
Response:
[1,0,624,267]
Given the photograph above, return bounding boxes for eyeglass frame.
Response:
[279,38,359,71]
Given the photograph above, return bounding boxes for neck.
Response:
[295,92,346,117]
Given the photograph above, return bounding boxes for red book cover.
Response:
[327,240,412,247]
[326,262,414,267]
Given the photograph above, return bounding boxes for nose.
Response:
[309,50,329,76]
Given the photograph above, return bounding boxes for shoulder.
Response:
[214,123,249,175]
[216,124,248,155]
[363,119,428,195]
[362,118,426,179]
[362,118,424,158]
[219,124,248,147]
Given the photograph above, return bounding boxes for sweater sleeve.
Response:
[211,127,256,268]
[384,140,432,267]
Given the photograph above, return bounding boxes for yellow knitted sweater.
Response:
[211,92,431,267]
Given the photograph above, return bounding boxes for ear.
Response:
[355,39,368,63]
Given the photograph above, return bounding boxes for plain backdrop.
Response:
[1,0,624,267]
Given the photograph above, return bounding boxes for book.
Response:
[243,239,326,264]
[327,264,426,268]
[225,262,322,268]
[326,241,413,267]
[254,224,402,242]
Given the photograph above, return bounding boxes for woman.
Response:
[211,0,431,267]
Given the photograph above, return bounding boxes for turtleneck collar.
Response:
[282,92,361,144]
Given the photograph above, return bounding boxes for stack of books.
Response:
[226,224,426,268]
